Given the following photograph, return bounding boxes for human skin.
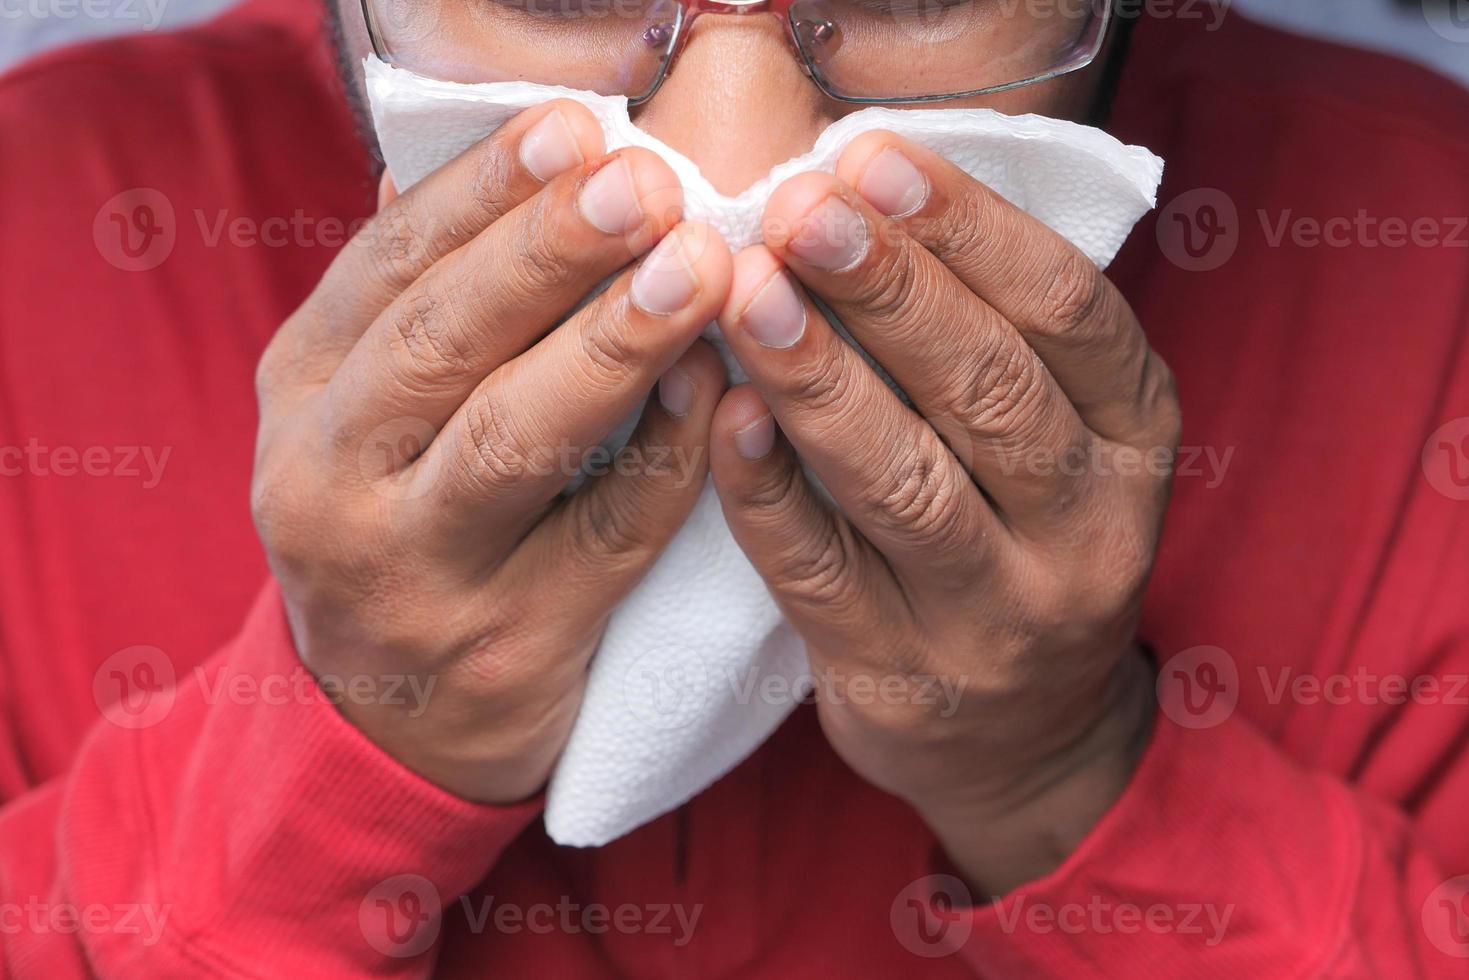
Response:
[254,5,1174,896]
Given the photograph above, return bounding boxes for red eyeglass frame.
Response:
[361,0,1113,107]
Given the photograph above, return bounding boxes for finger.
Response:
[759,175,1095,525]
[415,221,732,550]
[327,146,686,463]
[264,100,606,391]
[835,132,1178,449]
[495,340,726,651]
[709,384,915,659]
[716,245,998,583]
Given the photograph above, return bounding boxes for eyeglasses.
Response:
[361,0,1112,106]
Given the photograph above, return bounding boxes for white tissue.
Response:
[364,56,1165,847]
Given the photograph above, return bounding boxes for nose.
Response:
[629,14,841,197]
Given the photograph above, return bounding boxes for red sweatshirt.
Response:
[1,1,1468,976]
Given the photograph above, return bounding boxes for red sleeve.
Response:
[913,706,1466,977]
[0,583,541,978]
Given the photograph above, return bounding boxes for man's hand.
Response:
[252,102,732,804]
[709,132,1178,895]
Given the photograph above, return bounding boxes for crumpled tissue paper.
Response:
[364,55,1165,847]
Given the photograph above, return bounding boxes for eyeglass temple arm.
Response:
[360,0,391,60]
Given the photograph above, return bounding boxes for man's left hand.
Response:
[709,131,1180,896]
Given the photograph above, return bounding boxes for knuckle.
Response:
[441,614,533,695]
[389,288,477,383]
[1034,249,1107,340]
[925,183,993,263]
[880,641,938,689]
[461,396,534,487]
[463,606,520,663]
[739,458,805,516]
[469,138,519,222]
[873,444,968,546]
[251,465,324,577]
[363,204,428,285]
[1076,539,1152,625]
[777,524,863,615]
[1038,505,1155,625]
[1020,585,1074,645]
[1154,402,1184,457]
[850,239,926,326]
[254,337,286,405]
[1144,356,1184,448]
[510,210,576,296]
[946,341,1047,438]
[781,338,852,416]
[567,489,650,567]
[249,466,293,547]
[949,188,996,250]
[577,304,647,389]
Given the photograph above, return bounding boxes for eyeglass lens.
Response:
[367,0,1104,102]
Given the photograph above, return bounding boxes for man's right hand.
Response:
[250,101,731,804]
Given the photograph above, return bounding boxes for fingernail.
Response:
[734,413,776,460]
[857,147,928,217]
[658,364,695,417]
[520,109,584,182]
[789,194,868,271]
[579,157,642,235]
[742,271,806,349]
[631,233,700,315]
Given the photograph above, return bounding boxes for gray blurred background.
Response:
[2,0,1465,83]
